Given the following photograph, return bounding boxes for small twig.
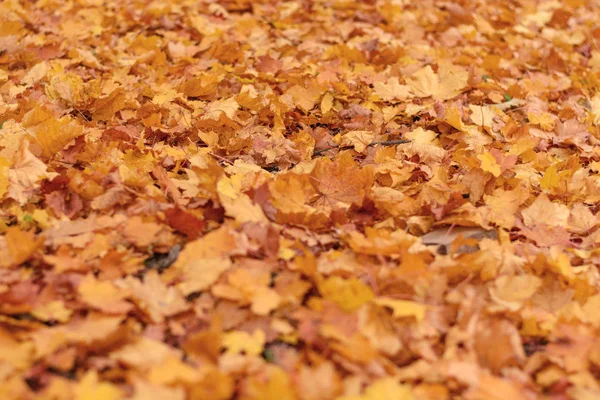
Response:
[312,139,412,157]
[368,139,412,146]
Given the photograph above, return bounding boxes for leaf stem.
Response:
[312,139,411,157]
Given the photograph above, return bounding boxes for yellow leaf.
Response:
[8,139,56,205]
[148,356,199,385]
[118,270,188,323]
[183,74,222,97]
[321,92,334,114]
[45,72,85,105]
[251,287,282,316]
[222,329,265,356]
[203,97,239,120]
[404,127,437,144]
[78,275,132,314]
[131,380,185,400]
[540,164,559,191]
[242,366,298,400]
[406,63,468,100]
[110,337,176,369]
[591,95,600,126]
[483,187,529,229]
[444,103,466,131]
[74,371,122,400]
[176,257,232,296]
[372,298,426,321]
[549,249,575,282]
[20,62,49,87]
[582,294,600,326]
[478,151,501,177]
[5,227,42,266]
[152,87,178,105]
[521,193,569,228]
[31,301,73,323]
[286,85,321,113]
[92,88,126,121]
[217,176,267,223]
[173,226,246,295]
[339,130,375,153]
[319,276,374,312]
[372,77,411,101]
[469,104,498,128]
[489,275,542,311]
[188,368,234,400]
[0,157,10,199]
[337,378,415,400]
[527,111,555,130]
[21,106,83,158]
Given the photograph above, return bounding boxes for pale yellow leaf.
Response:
[372,77,411,101]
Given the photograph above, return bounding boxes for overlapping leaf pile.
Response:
[1,0,600,398]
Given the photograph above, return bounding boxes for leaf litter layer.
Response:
[1,0,600,399]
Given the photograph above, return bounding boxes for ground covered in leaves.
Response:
[1,0,600,398]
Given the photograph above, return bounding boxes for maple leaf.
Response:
[172,225,247,295]
[117,271,188,323]
[358,304,402,356]
[223,329,265,356]
[77,274,133,314]
[372,298,426,321]
[339,378,415,400]
[521,193,569,228]
[406,63,468,100]
[338,130,376,153]
[92,88,126,121]
[131,379,185,400]
[217,175,268,223]
[74,371,122,400]
[372,77,412,101]
[310,152,373,210]
[483,187,529,229]
[241,366,297,400]
[203,97,239,120]
[182,74,222,98]
[297,362,342,400]
[318,276,374,313]
[6,0,600,396]
[8,140,57,205]
[478,151,502,177]
[591,95,600,126]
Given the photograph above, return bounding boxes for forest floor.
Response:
[1,0,600,399]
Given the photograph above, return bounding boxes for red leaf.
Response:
[164,207,205,239]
